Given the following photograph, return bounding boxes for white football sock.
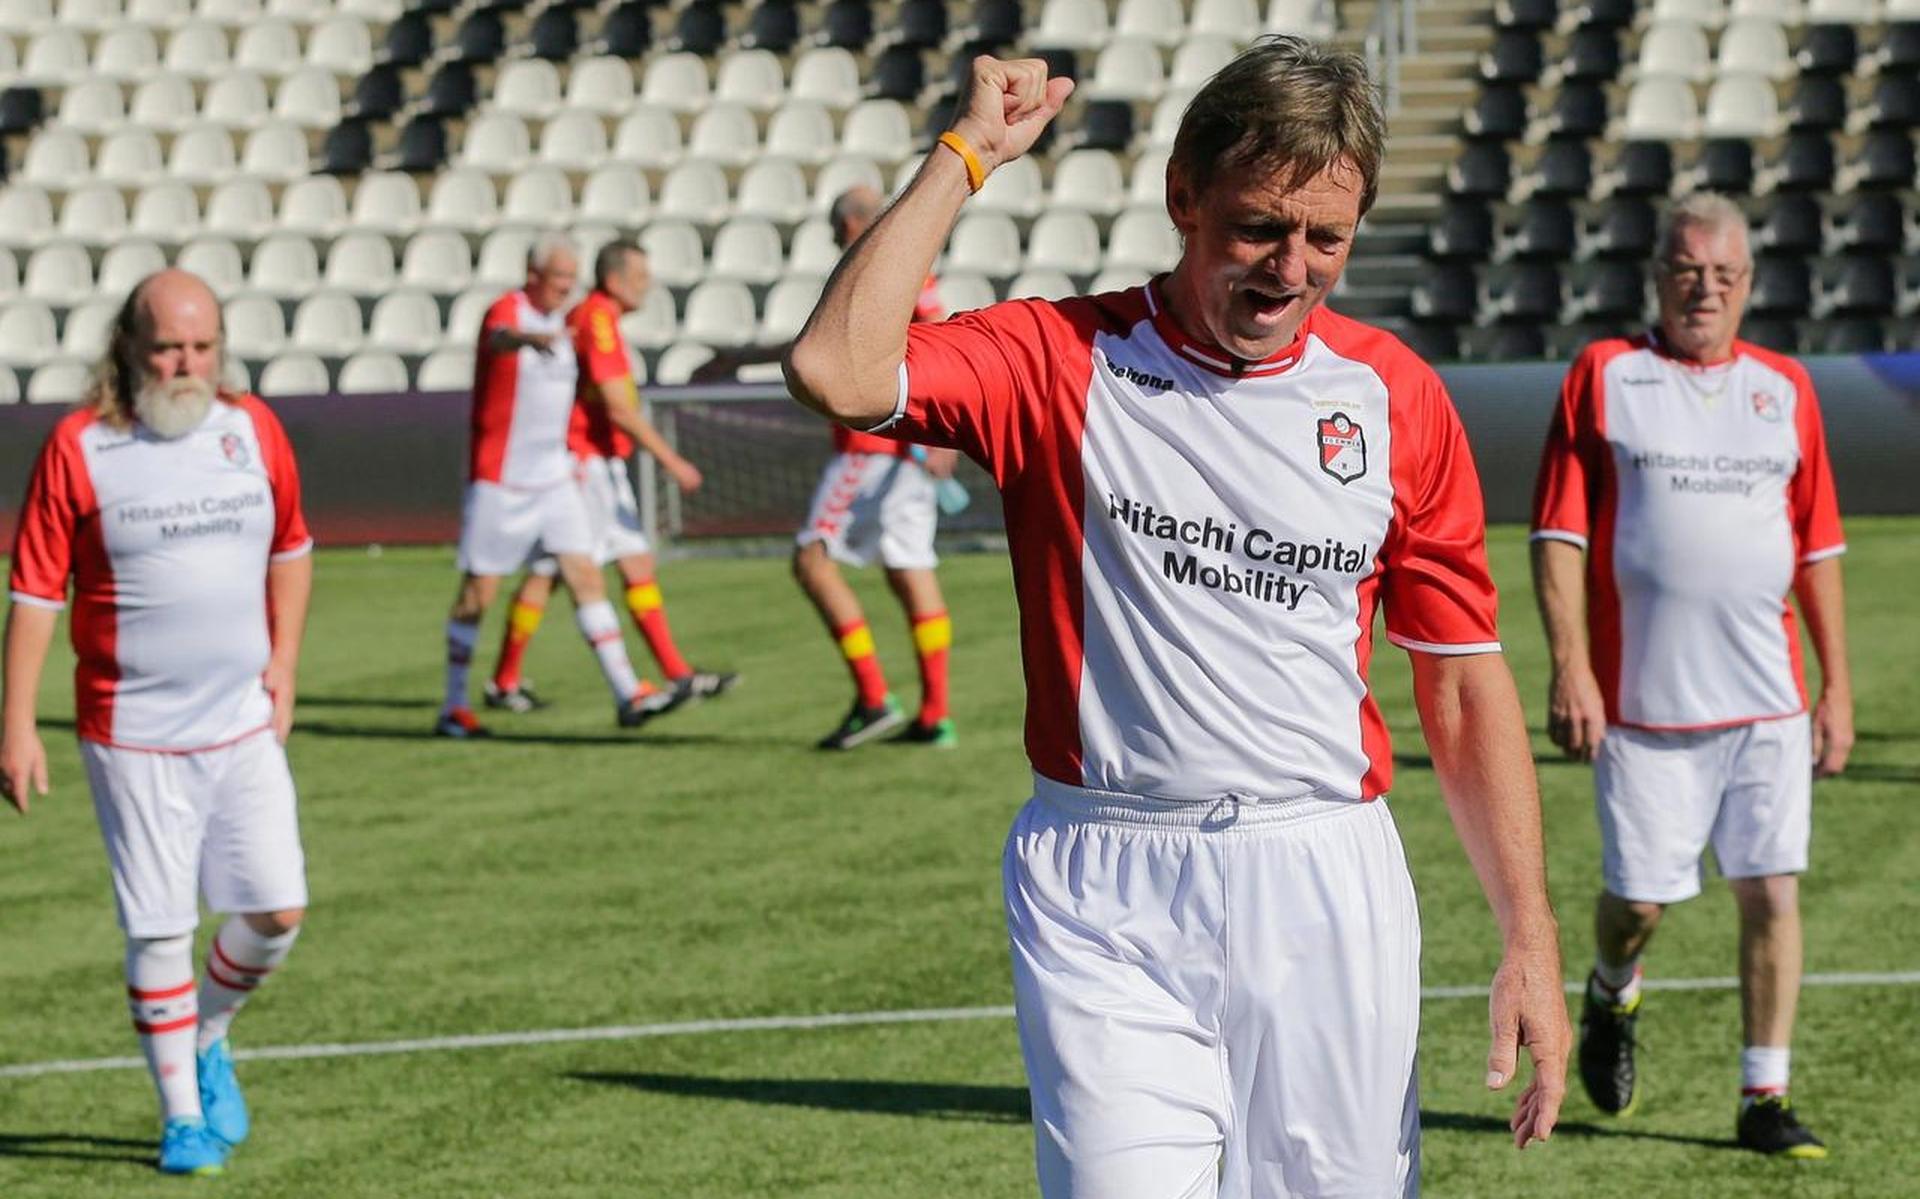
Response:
[1592,956,1642,1003]
[126,934,201,1123]
[197,916,300,1052]
[443,618,480,713]
[1741,1046,1790,1098]
[576,600,641,703]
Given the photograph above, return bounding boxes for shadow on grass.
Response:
[293,720,746,747]
[565,1072,1031,1125]
[1420,1110,1733,1150]
[0,1131,153,1168]
[296,695,442,710]
[1830,764,1920,784]
[1394,753,1580,771]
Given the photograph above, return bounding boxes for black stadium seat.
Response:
[1817,321,1889,353]
[1824,258,1898,317]
[347,64,404,121]
[1035,47,1079,82]
[1560,27,1621,82]
[1495,264,1564,322]
[742,0,801,52]
[1879,23,1920,73]
[320,119,373,175]
[1834,193,1910,253]
[1537,80,1608,139]
[965,0,1024,49]
[450,12,506,62]
[1575,261,1646,320]
[1430,199,1494,260]
[391,117,449,173]
[1508,198,1577,260]
[1481,29,1544,83]
[817,0,874,49]
[1494,0,1555,30]
[671,3,727,55]
[1411,263,1479,322]
[1756,194,1825,256]
[1465,84,1527,140]
[921,96,956,145]
[1695,138,1755,194]
[1796,25,1856,76]
[1787,75,1846,131]
[1749,256,1813,316]
[379,11,434,67]
[1740,318,1800,353]
[1854,130,1917,190]
[871,46,925,101]
[1485,324,1549,360]
[598,2,654,57]
[892,0,948,50]
[1566,0,1632,29]
[1773,132,1836,192]
[1602,141,1673,197]
[1449,142,1512,198]
[1525,138,1592,198]
[0,87,44,135]
[1400,323,1461,364]
[1585,197,1657,258]
[420,63,477,119]
[1079,99,1135,151]
[1865,75,1920,130]
[529,9,580,60]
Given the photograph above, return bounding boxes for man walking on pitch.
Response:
[1531,193,1851,1157]
[697,186,961,750]
[436,234,681,737]
[486,240,737,714]
[786,40,1570,1195]
[3,269,312,1175]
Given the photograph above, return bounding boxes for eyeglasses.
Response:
[1660,262,1750,289]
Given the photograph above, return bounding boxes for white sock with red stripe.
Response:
[126,934,201,1122]
[443,619,480,714]
[196,917,300,1051]
[575,600,642,703]
[1741,1046,1791,1101]
[1592,956,1642,1005]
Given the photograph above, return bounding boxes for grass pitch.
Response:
[1,519,1916,1197]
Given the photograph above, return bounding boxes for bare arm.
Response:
[1529,537,1607,760]
[1793,555,1852,776]
[0,603,59,811]
[588,377,701,492]
[1411,649,1570,1148]
[486,328,554,355]
[784,57,1073,425]
[264,553,312,744]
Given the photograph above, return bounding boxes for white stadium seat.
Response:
[811,156,884,215]
[889,152,926,198]
[538,110,609,171]
[96,239,167,297]
[27,361,90,403]
[1031,0,1109,50]
[1106,208,1183,272]
[1637,21,1712,82]
[945,213,1023,278]
[0,247,16,297]
[501,166,576,229]
[21,29,88,84]
[221,358,252,395]
[305,16,370,74]
[1172,35,1238,89]
[290,289,364,356]
[415,348,473,392]
[99,129,168,187]
[1190,0,1259,40]
[360,292,435,355]
[974,155,1045,218]
[709,218,783,285]
[764,101,836,165]
[638,220,705,288]
[1092,264,1154,293]
[475,229,534,289]
[94,28,161,81]
[167,124,238,184]
[58,0,118,31]
[132,183,202,242]
[1703,74,1779,136]
[580,165,652,225]
[657,161,731,225]
[225,292,288,359]
[163,20,229,79]
[1115,0,1186,46]
[58,185,129,247]
[175,236,245,296]
[400,229,475,293]
[1006,268,1076,301]
[130,73,201,131]
[1147,88,1197,148]
[24,240,95,305]
[566,56,636,115]
[268,0,334,23]
[1051,149,1126,216]
[424,169,499,233]
[444,287,495,346]
[1265,0,1334,36]
[21,131,88,192]
[198,0,266,26]
[688,102,761,168]
[841,100,913,165]
[241,120,311,181]
[1651,0,1726,25]
[935,272,996,315]
[338,351,409,393]
[324,231,397,296]
[1717,18,1792,77]
[494,59,562,118]
[758,274,822,342]
[204,178,275,239]
[461,113,531,175]
[342,171,416,236]
[641,52,710,113]
[715,49,785,111]
[0,300,59,367]
[0,187,54,251]
[202,71,271,127]
[61,298,117,358]
[0,368,17,404]
[1729,0,1801,17]
[1803,0,1872,16]
[1024,210,1104,275]
[652,342,714,385]
[257,352,330,396]
[1622,76,1700,139]
[569,223,618,276]
[735,159,808,226]
[788,220,840,275]
[248,233,322,298]
[620,285,678,349]
[129,0,193,24]
[58,78,127,134]
[789,48,861,110]
[1089,38,1166,101]
[613,104,683,170]
[233,18,300,77]
[274,66,341,129]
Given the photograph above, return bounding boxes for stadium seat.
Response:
[257,352,330,396]
[1117,0,1185,44]
[1049,150,1126,217]
[306,16,370,74]
[389,117,449,174]
[26,361,89,403]
[1514,139,1592,199]
[95,28,161,81]
[1759,131,1835,192]
[1680,137,1755,193]
[595,0,652,58]
[1594,140,1673,197]
[708,218,784,285]
[343,71,403,125]
[657,161,731,226]
[97,129,167,187]
[58,78,126,134]
[241,120,310,181]
[234,18,301,77]
[1479,28,1543,84]
[365,290,442,355]
[21,28,88,84]
[974,155,1044,218]
[0,187,52,251]
[741,0,802,52]
[167,124,237,184]
[132,182,202,243]
[735,159,808,225]
[1833,193,1912,253]
[1651,0,1724,24]
[324,232,396,297]
[1088,264,1151,294]
[1748,256,1812,315]
[566,55,636,115]
[789,48,861,111]
[97,239,166,297]
[1558,26,1622,81]
[1729,0,1797,19]
[1795,23,1855,75]
[613,105,684,170]
[1485,263,1562,323]
[1817,257,1897,317]
[59,0,119,31]
[1128,148,1170,210]
[248,233,321,299]
[165,20,230,78]
[0,300,59,367]
[461,113,531,176]
[680,280,757,347]
[58,297,117,359]
[527,8,578,61]
[1703,75,1780,137]
[1411,263,1478,323]
[944,212,1022,278]
[841,100,914,164]
[1530,80,1609,140]
[642,52,711,114]
[621,284,679,349]
[0,366,19,404]
[1582,197,1659,258]
[1503,199,1576,261]
[580,165,652,226]
[814,0,873,50]
[1088,39,1166,101]
[290,289,364,356]
[20,132,87,191]
[1025,210,1103,275]
[638,220,706,288]
[1004,268,1073,301]
[1636,21,1710,82]
[1717,17,1791,77]
[762,101,836,166]
[494,59,562,118]
[23,241,93,305]
[1569,261,1646,320]
[926,271,989,315]
[378,10,433,67]
[668,1,727,56]
[202,71,270,128]
[1803,0,1873,18]
[1190,0,1258,39]
[415,348,473,392]
[1107,209,1183,273]
[343,172,417,237]
[1755,194,1825,255]
[175,236,245,297]
[374,167,476,237]
[1874,20,1920,72]
[57,185,128,248]
[889,0,948,49]
[1030,0,1108,50]
[1856,76,1920,133]
[714,50,786,112]
[1840,130,1918,193]
[225,293,288,359]
[811,156,885,213]
[1430,200,1494,260]
[754,274,818,343]
[689,102,762,168]
[131,73,201,132]
[1622,77,1699,140]
[538,110,608,172]
[501,167,575,229]
[273,66,339,129]
[1814,320,1888,353]
[652,341,714,385]
[784,220,838,276]
[1265,0,1333,36]
[267,0,331,22]
[444,287,496,345]
[419,63,477,119]
[868,45,925,104]
[400,229,475,293]
[1463,85,1526,141]
[1171,35,1237,90]
[1075,99,1136,153]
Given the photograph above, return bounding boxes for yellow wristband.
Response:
[938,131,987,194]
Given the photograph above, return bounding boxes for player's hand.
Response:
[667,457,703,493]
[1486,945,1571,1149]
[1545,667,1606,761]
[948,56,1075,179]
[0,726,49,814]
[1812,686,1853,777]
[264,660,297,744]
[687,351,740,384]
[524,331,556,356]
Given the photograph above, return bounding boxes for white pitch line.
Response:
[4,971,1918,1082]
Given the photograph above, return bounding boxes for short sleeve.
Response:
[1529,347,1605,548]
[1788,367,1845,564]
[480,295,517,335]
[7,421,89,610]
[1382,375,1501,654]
[242,398,313,560]
[573,302,632,388]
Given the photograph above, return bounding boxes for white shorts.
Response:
[80,730,309,940]
[1007,776,1421,1199]
[1595,715,1813,904]
[795,452,938,571]
[456,478,594,578]
[531,455,651,576]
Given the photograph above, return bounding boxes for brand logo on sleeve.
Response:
[220,432,250,468]
[1750,391,1782,422]
[1316,412,1367,484]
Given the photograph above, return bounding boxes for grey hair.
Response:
[527,232,579,272]
[828,186,882,241]
[594,238,644,288]
[1658,193,1751,267]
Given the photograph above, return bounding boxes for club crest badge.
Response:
[1317,412,1367,484]
[1750,391,1782,423]
[220,432,250,467]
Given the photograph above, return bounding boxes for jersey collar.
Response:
[1143,276,1312,379]
[1646,326,1740,369]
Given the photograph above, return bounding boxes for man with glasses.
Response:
[1530,193,1852,1156]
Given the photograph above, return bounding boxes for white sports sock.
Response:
[443,619,480,713]
[576,600,641,703]
[197,916,300,1052]
[1592,956,1642,1004]
[1741,1046,1791,1097]
[126,934,201,1123]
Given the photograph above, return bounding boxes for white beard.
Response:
[133,375,216,440]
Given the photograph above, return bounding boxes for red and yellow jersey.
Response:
[832,275,947,458]
[566,290,636,461]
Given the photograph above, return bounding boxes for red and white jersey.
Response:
[566,289,636,461]
[833,276,946,458]
[8,397,313,751]
[1531,332,1845,731]
[469,290,578,489]
[883,283,1501,801]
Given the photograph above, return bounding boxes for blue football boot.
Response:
[197,1039,250,1146]
[158,1117,228,1175]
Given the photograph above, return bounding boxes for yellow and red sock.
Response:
[625,578,692,681]
[834,619,889,708]
[911,610,951,724]
[491,600,545,693]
